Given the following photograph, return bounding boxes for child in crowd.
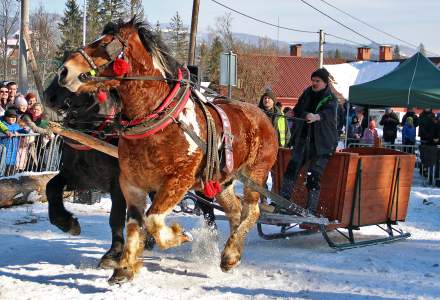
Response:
[0,108,29,175]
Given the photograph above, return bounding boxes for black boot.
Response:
[306,189,321,216]
[279,177,296,201]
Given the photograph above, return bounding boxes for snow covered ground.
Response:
[1,173,440,299]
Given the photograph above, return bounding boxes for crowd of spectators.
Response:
[0,81,54,176]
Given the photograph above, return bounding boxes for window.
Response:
[10,68,16,75]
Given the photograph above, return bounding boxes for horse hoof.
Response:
[51,216,81,236]
[220,254,241,272]
[108,267,134,285]
[67,218,81,235]
[99,255,121,269]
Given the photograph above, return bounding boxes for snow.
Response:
[324,61,399,99]
[1,172,440,299]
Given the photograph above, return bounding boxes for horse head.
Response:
[57,17,179,120]
[44,75,119,130]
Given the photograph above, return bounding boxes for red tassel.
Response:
[203,180,222,198]
[112,57,130,76]
[97,90,107,103]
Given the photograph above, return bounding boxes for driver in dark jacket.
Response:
[279,68,338,215]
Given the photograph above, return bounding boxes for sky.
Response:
[33,0,440,55]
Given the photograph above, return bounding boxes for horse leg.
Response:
[145,178,193,250]
[46,173,81,235]
[215,180,242,234]
[109,179,146,284]
[220,170,266,272]
[99,181,127,269]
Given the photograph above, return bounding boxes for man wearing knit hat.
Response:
[278,68,338,216]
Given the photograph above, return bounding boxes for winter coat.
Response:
[419,111,435,140]
[258,103,291,148]
[401,112,419,127]
[348,123,362,140]
[428,122,440,145]
[362,128,378,144]
[402,124,416,144]
[0,118,28,165]
[21,113,51,135]
[379,112,400,140]
[290,85,338,156]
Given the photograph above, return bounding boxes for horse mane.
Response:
[102,17,180,78]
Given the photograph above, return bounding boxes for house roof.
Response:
[239,54,345,99]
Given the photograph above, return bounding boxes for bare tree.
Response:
[125,0,144,20]
[0,0,19,80]
[235,38,278,103]
[30,4,59,86]
[213,13,234,51]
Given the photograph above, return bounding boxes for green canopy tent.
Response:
[349,52,440,109]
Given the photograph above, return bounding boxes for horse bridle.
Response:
[76,34,128,82]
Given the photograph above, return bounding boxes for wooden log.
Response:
[48,122,119,158]
[0,172,58,208]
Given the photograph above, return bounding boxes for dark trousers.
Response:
[284,141,330,191]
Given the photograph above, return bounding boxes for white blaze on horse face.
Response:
[178,98,200,155]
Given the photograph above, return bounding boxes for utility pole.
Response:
[83,0,87,46]
[318,29,324,68]
[188,0,200,65]
[18,0,29,94]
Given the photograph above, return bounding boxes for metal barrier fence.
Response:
[0,133,63,177]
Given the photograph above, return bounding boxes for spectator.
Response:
[0,84,8,116]
[25,92,38,111]
[402,117,416,153]
[283,107,294,130]
[258,90,291,147]
[348,116,362,144]
[14,96,28,119]
[362,120,378,144]
[0,108,29,175]
[6,81,18,106]
[401,107,419,128]
[21,103,52,135]
[419,108,435,144]
[379,108,400,144]
[429,116,440,146]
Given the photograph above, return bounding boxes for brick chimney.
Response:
[290,44,302,57]
[357,47,371,61]
[379,45,393,61]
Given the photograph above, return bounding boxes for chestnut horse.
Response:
[58,18,278,283]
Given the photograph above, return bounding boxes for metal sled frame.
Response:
[256,158,411,250]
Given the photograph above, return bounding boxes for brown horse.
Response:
[58,18,278,283]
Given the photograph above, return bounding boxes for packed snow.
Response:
[0,172,439,300]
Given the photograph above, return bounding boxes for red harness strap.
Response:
[119,68,183,127]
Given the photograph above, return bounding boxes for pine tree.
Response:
[168,11,189,63]
[125,0,144,20]
[198,41,210,81]
[419,43,426,56]
[100,0,125,24]
[393,45,401,59]
[154,20,162,38]
[334,48,341,59]
[57,0,83,57]
[86,0,102,42]
[208,36,224,87]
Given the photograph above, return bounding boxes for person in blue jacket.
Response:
[0,108,29,175]
[402,116,416,153]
